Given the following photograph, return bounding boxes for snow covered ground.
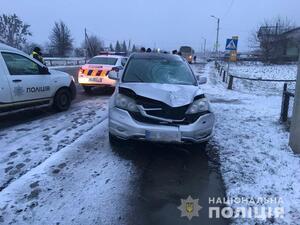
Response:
[220,62,297,95]
[193,63,300,225]
[0,98,108,191]
[0,120,137,225]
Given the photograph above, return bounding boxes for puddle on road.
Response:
[111,141,229,225]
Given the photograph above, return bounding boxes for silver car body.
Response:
[108,54,215,143]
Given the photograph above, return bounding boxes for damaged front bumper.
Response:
[109,107,215,143]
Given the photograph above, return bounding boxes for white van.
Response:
[0,44,76,113]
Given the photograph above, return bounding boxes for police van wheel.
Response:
[53,89,71,111]
[83,86,92,93]
[109,133,122,146]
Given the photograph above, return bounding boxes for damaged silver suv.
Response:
[108,53,214,145]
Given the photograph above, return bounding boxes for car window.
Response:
[122,58,197,85]
[88,57,118,65]
[2,52,41,75]
[121,58,128,67]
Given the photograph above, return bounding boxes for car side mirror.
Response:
[108,70,119,80]
[198,76,207,85]
[40,66,50,75]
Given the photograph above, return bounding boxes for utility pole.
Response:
[290,56,300,153]
[211,15,220,57]
[84,28,88,60]
[202,37,207,57]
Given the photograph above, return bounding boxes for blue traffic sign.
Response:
[225,39,238,50]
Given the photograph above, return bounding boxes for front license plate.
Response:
[145,130,181,142]
[89,77,103,82]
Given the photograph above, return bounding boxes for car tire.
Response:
[188,141,208,151]
[109,133,123,146]
[83,86,93,94]
[53,88,71,112]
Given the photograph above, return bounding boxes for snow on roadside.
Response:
[193,63,300,225]
[0,98,108,191]
[0,120,137,225]
[219,62,296,95]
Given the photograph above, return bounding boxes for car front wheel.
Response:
[53,88,71,111]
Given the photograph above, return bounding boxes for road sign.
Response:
[225,39,238,51]
[230,50,237,62]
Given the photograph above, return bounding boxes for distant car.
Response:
[108,53,215,146]
[0,44,76,113]
[78,55,128,93]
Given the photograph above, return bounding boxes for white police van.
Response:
[0,44,76,113]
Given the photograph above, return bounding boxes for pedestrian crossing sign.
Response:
[225,39,238,50]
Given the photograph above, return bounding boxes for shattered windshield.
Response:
[122,58,197,85]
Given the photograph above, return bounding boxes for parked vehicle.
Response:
[108,53,214,146]
[78,55,128,93]
[0,44,76,113]
[179,46,195,63]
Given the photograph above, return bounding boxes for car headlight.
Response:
[115,94,138,112]
[186,98,209,114]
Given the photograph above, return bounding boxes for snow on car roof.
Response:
[131,52,183,61]
[93,55,125,59]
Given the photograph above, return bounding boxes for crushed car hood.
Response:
[119,83,203,107]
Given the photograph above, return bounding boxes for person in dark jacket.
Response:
[31,47,45,64]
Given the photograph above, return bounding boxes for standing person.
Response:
[193,55,197,63]
[140,47,146,52]
[31,47,45,64]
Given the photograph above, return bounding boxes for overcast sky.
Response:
[2,0,300,52]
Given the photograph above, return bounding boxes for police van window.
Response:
[88,57,118,65]
[2,52,41,75]
[121,58,127,67]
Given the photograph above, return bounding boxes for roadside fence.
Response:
[44,57,87,67]
[214,61,296,90]
[280,83,295,123]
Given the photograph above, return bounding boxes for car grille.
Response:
[119,87,208,125]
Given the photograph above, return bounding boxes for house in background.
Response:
[257,26,300,62]
[281,28,300,61]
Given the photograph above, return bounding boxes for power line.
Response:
[222,0,235,19]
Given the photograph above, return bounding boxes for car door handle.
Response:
[12,79,22,83]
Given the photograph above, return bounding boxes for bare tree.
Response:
[82,35,104,57]
[0,14,31,49]
[49,21,73,57]
[250,17,295,63]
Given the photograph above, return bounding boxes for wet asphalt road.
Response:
[112,140,229,225]
[0,64,229,224]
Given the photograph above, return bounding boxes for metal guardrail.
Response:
[214,61,297,90]
[44,57,87,66]
[280,83,295,123]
